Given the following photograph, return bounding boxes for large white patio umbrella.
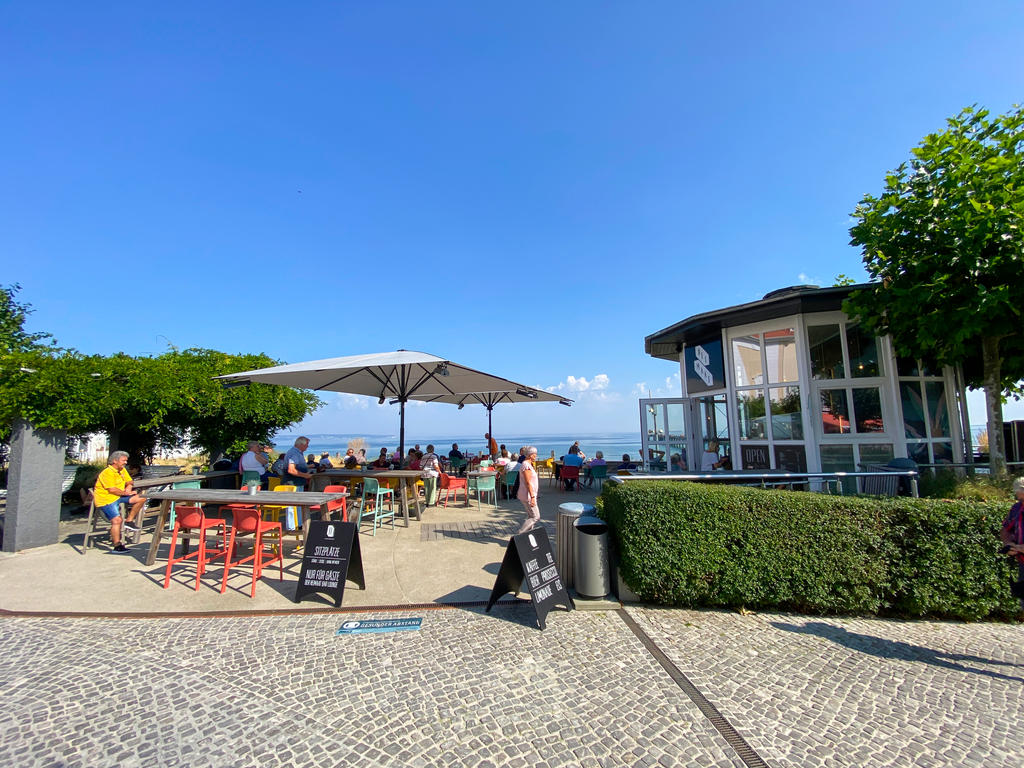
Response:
[216,350,572,458]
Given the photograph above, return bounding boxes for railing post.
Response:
[910,474,919,498]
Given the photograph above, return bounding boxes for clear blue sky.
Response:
[2,1,1022,437]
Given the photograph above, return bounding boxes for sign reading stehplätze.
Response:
[486,527,574,630]
[294,521,364,608]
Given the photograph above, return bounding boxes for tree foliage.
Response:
[1,289,320,464]
[844,105,1024,474]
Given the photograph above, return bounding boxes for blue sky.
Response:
[2,1,1022,438]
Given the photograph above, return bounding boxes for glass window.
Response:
[907,442,930,464]
[900,383,926,439]
[926,382,950,438]
[736,390,767,440]
[820,389,851,434]
[666,403,686,441]
[645,404,663,443]
[932,442,953,463]
[808,324,844,379]
[820,444,856,493]
[765,328,798,384]
[732,335,763,387]
[896,357,919,377]
[852,388,884,433]
[846,324,881,378]
[769,386,803,440]
[668,443,688,472]
[774,444,807,472]
[859,443,894,466]
[740,444,771,469]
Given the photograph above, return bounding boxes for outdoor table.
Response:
[310,468,424,524]
[142,488,348,566]
[132,469,239,491]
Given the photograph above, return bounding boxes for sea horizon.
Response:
[272,430,644,461]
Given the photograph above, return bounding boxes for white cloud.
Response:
[632,371,680,398]
[553,373,611,393]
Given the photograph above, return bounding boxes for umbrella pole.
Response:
[399,400,406,461]
[487,405,493,441]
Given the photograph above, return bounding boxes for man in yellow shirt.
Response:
[93,450,147,552]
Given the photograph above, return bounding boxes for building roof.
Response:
[644,283,872,361]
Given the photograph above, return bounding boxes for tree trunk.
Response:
[981,335,1007,477]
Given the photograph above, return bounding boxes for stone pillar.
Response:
[3,419,67,552]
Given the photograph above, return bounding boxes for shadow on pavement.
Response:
[771,620,1024,683]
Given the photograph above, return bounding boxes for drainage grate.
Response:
[616,609,771,768]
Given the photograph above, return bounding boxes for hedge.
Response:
[598,481,1020,620]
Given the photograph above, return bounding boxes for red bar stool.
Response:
[220,505,283,597]
[309,484,348,522]
[163,505,228,591]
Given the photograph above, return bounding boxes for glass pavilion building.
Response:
[641,284,968,475]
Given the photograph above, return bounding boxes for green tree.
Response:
[0,284,55,354]
[845,105,1024,476]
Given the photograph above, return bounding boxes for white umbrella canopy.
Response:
[216,350,572,457]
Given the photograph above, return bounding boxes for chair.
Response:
[264,485,302,551]
[220,505,283,597]
[439,473,467,508]
[267,476,281,491]
[588,465,608,489]
[503,470,518,500]
[468,473,497,508]
[449,457,467,476]
[356,477,395,535]
[310,484,348,522]
[479,460,493,469]
[163,505,229,591]
[560,465,581,491]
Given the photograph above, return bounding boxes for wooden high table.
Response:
[310,469,424,524]
[143,488,348,566]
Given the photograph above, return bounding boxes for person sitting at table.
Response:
[700,440,727,471]
[670,453,685,472]
[319,452,334,468]
[585,452,607,487]
[240,440,269,488]
[448,443,465,476]
[562,444,585,490]
[93,450,147,552]
[283,437,314,491]
[357,448,367,466]
[372,447,390,469]
[405,449,420,470]
[619,453,637,471]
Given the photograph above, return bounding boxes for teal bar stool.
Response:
[357,477,395,535]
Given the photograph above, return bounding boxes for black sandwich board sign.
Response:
[486,527,574,630]
[294,521,365,608]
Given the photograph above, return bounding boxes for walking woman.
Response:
[516,446,540,534]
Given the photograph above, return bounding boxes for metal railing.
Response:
[610,470,920,497]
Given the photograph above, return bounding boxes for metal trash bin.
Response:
[556,503,595,589]
[574,515,610,599]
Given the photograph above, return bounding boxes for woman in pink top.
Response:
[516,446,540,534]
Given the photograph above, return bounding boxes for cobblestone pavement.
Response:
[1,606,1021,767]
[628,608,1024,768]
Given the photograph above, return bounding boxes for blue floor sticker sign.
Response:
[336,618,422,635]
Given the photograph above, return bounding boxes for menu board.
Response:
[294,521,364,608]
[486,528,574,630]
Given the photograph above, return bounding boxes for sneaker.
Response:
[112,543,129,553]
[123,520,139,532]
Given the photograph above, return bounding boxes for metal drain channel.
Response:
[616,609,770,768]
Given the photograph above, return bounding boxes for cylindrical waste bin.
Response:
[556,503,595,589]
[574,515,610,599]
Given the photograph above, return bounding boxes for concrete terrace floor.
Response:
[2,481,1024,767]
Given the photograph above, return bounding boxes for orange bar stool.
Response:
[163,505,228,591]
[220,505,283,597]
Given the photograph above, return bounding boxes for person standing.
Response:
[485,432,498,460]
[516,446,540,534]
[420,445,441,506]
[93,450,147,552]
[1001,477,1024,607]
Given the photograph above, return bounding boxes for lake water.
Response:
[272,431,643,461]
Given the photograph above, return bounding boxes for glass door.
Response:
[641,398,689,472]
[693,394,732,470]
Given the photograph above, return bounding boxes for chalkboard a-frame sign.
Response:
[294,521,365,608]
[486,528,574,630]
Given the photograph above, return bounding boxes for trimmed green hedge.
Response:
[598,481,1019,620]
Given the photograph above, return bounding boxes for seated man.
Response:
[319,451,334,468]
[562,445,585,490]
[448,443,465,476]
[618,453,637,471]
[93,450,147,552]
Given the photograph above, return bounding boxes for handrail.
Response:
[610,469,920,497]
